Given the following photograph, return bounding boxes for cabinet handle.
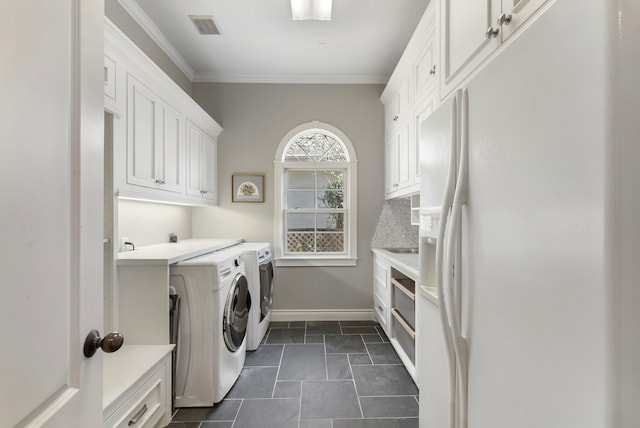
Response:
[497,13,512,26]
[485,27,499,38]
[429,65,436,75]
[128,404,148,426]
[104,66,108,86]
[377,305,384,313]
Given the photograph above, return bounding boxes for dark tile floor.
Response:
[169,321,419,428]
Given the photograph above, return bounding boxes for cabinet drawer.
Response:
[374,292,388,333]
[104,364,168,428]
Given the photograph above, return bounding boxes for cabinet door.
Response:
[413,97,436,186]
[384,138,396,196]
[396,124,412,190]
[127,76,160,189]
[441,0,501,98]
[385,77,411,134]
[500,0,549,40]
[185,122,203,197]
[158,105,183,193]
[200,133,217,202]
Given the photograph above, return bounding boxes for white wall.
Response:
[117,199,193,248]
[191,83,386,311]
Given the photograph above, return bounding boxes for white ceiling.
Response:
[119,0,430,84]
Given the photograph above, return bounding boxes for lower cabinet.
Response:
[373,253,391,334]
[372,250,419,382]
[103,345,173,428]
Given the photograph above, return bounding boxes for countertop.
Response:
[371,248,419,278]
[371,248,438,305]
[116,238,243,265]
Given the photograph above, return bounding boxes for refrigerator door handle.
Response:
[445,88,470,428]
[435,89,461,428]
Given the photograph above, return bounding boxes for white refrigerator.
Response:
[418,0,640,427]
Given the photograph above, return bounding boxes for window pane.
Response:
[317,170,344,189]
[287,213,315,231]
[287,190,316,209]
[317,232,344,252]
[317,213,344,231]
[287,170,315,189]
[287,232,315,252]
[317,190,344,209]
[283,132,348,162]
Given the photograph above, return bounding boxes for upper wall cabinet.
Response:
[105,19,222,207]
[126,75,184,195]
[440,0,549,98]
[186,121,218,203]
[381,2,437,200]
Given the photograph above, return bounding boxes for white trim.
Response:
[116,0,195,80]
[275,257,358,267]
[192,72,390,84]
[270,309,375,322]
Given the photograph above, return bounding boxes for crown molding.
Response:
[117,0,195,80]
[192,72,390,84]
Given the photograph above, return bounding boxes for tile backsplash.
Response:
[370,198,419,249]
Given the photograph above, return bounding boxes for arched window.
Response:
[274,122,358,266]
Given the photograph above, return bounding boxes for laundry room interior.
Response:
[8,0,640,427]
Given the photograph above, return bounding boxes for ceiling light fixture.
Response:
[291,0,332,21]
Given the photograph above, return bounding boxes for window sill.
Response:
[274,257,358,267]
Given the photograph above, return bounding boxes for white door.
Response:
[1,1,105,427]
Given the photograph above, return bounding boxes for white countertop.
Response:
[103,344,174,411]
[371,248,419,279]
[372,248,439,305]
[116,238,243,265]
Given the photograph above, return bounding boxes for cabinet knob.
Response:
[83,330,124,358]
[392,115,399,121]
[429,65,436,75]
[497,13,512,26]
[485,26,499,39]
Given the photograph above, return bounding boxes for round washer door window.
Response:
[223,273,251,352]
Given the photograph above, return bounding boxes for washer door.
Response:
[223,273,251,352]
[259,260,274,322]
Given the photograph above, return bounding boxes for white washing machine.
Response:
[234,242,274,350]
[170,249,250,407]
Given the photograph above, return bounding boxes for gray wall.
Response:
[105,0,192,95]
[191,83,385,311]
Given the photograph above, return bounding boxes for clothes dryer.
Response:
[232,242,274,350]
[170,249,250,407]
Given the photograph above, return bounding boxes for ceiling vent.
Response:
[189,15,221,35]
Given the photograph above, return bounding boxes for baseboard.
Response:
[270,309,375,322]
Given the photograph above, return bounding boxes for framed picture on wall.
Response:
[232,173,265,203]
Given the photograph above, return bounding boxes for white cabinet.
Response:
[384,76,411,136]
[373,253,391,334]
[186,121,217,203]
[384,123,412,196]
[440,0,549,98]
[126,75,184,195]
[382,1,438,200]
[103,346,173,428]
[106,19,222,207]
[372,249,419,382]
